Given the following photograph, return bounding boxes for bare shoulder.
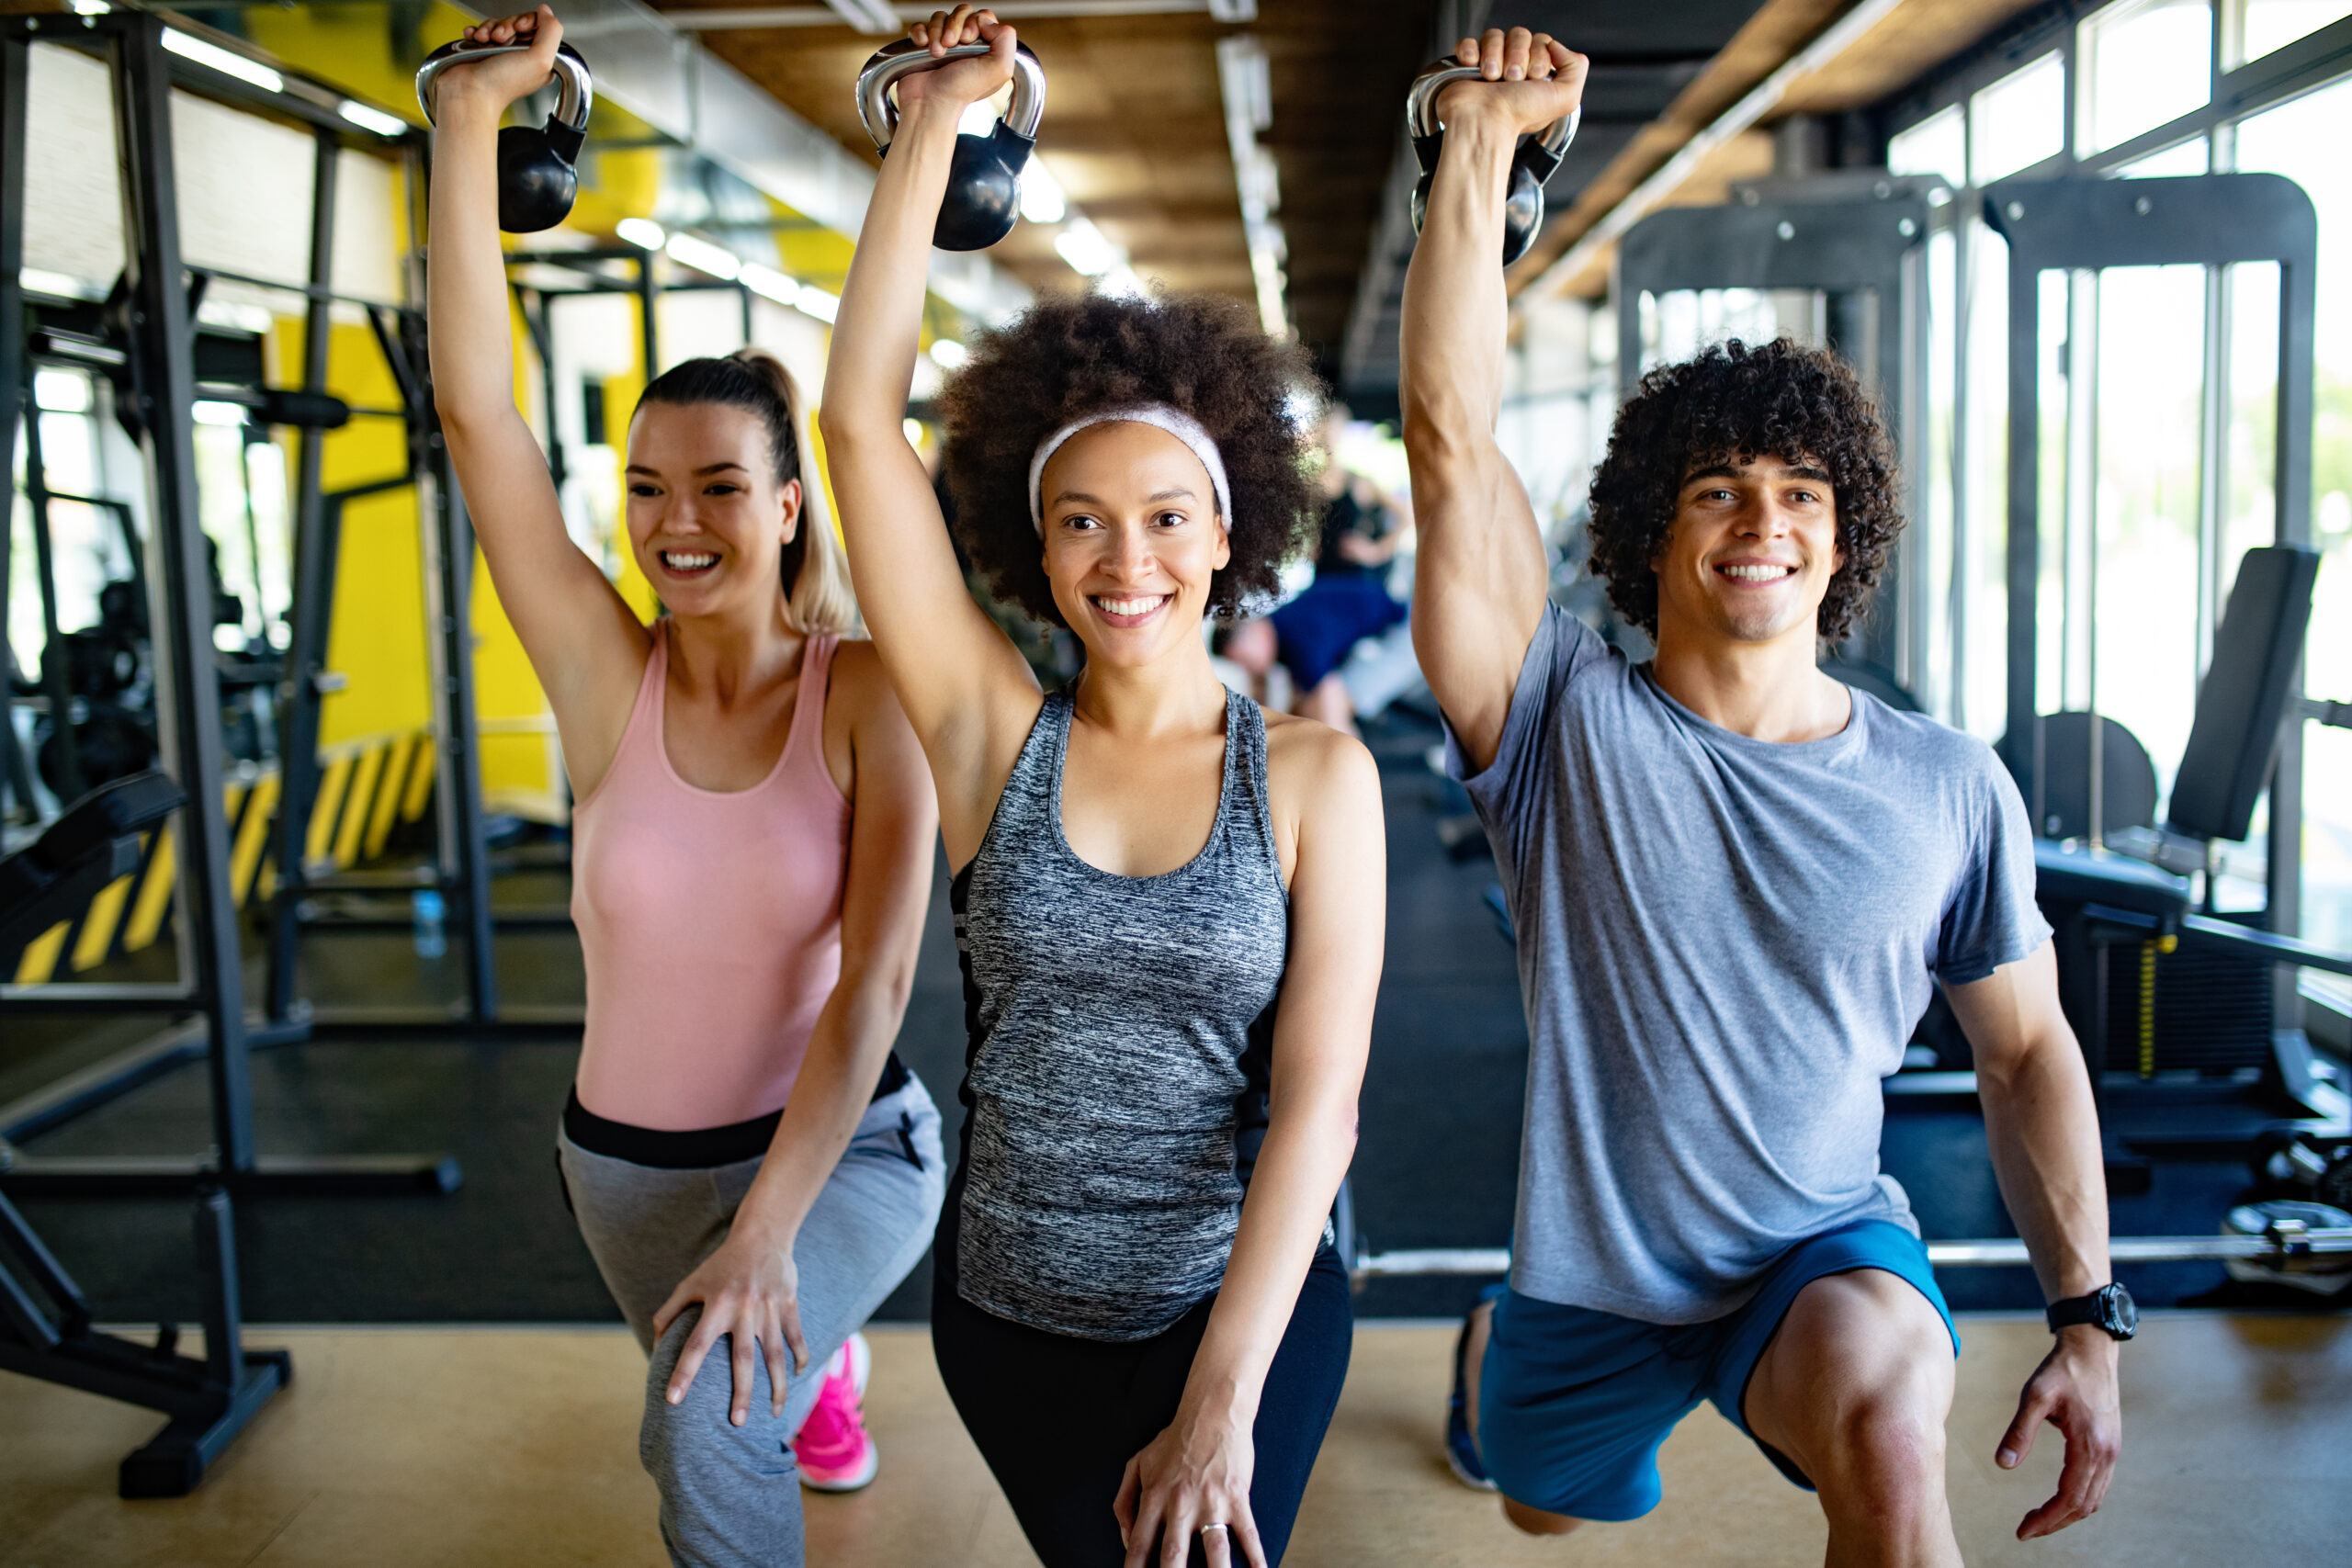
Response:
[828,637,909,721]
[1262,707,1382,813]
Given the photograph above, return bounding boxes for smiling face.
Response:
[1651,455,1844,649]
[1036,420,1230,667]
[624,400,800,619]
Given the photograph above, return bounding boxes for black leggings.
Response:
[933,1247,1353,1568]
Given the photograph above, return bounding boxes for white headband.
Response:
[1026,404,1232,536]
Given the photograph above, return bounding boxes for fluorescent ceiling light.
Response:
[20,267,90,299]
[197,299,275,334]
[616,217,667,251]
[825,0,899,33]
[33,369,93,414]
[958,101,999,137]
[337,99,408,139]
[664,231,741,280]
[1018,158,1066,224]
[740,262,799,307]
[70,0,109,15]
[163,29,284,94]
[1098,266,1148,301]
[1054,218,1123,277]
[928,338,968,370]
[192,400,250,426]
[796,287,840,324]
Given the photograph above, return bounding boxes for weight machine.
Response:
[1986,173,2352,1168]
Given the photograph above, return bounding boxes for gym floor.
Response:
[4,1315,2346,1567]
[4,708,2347,1563]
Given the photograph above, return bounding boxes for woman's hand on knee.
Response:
[650,1233,808,1425]
[1113,1411,1264,1568]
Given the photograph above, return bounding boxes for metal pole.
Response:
[2001,199,2041,808]
[21,389,83,798]
[413,326,499,1021]
[1949,208,1974,733]
[0,32,28,820]
[264,127,344,1023]
[636,252,660,381]
[110,12,256,1172]
[2267,219,2316,980]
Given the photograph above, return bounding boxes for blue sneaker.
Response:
[1444,1287,1506,1491]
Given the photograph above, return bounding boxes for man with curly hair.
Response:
[1398,26,2126,1566]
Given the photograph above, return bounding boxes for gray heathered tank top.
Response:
[948,685,1290,1341]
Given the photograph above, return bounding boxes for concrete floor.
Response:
[4,1314,2346,1566]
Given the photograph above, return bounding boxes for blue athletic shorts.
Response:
[1477,1217,1958,1521]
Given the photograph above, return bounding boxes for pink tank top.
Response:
[571,622,852,1129]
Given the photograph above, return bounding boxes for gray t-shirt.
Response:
[1451,604,2049,1324]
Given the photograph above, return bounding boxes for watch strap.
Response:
[2044,1294,2103,1332]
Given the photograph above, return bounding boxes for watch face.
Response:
[2098,1282,2139,1337]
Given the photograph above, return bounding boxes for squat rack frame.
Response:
[0,8,296,1496]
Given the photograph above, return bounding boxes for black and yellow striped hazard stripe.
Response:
[10,727,437,985]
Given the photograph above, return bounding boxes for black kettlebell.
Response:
[856,39,1046,252]
[1405,59,1579,268]
[415,37,594,233]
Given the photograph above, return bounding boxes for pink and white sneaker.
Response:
[793,1331,877,1492]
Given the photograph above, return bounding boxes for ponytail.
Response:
[637,349,861,637]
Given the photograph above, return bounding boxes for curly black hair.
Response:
[1586,337,1902,644]
[937,290,1322,626]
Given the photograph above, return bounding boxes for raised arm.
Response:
[1113,724,1382,1568]
[425,7,649,788]
[1399,28,1586,772]
[820,6,1041,842]
[1941,942,2121,1541]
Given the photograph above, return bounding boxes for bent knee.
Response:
[1812,1397,1948,1521]
[1500,1496,1584,1537]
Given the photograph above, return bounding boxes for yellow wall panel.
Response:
[308,754,355,868]
[366,734,417,858]
[68,874,132,972]
[14,922,69,985]
[232,773,283,904]
[124,825,176,952]
[401,737,438,821]
[334,743,388,867]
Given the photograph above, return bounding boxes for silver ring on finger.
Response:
[1200,1523,1228,1536]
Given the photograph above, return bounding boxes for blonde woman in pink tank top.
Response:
[426,13,944,1563]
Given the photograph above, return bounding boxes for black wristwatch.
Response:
[2045,1282,2137,1341]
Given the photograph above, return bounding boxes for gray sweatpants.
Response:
[558,1076,945,1568]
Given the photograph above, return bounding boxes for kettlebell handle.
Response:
[415,37,594,139]
[857,39,1046,152]
[1405,61,1578,169]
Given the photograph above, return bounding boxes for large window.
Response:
[1886,0,2352,960]
[2080,0,2213,153]
[2237,77,2352,953]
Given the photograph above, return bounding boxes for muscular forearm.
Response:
[424,98,522,427]
[1180,1099,1357,1425]
[820,99,960,444]
[1399,123,1515,457]
[1979,1035,2110,1303]
[726,968,915,1247]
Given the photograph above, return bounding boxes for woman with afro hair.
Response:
[820,9,1383,1564]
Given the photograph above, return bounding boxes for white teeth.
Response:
[1721,564,1794,581]
[1095,595,1167,617]
[663,551,717,570]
